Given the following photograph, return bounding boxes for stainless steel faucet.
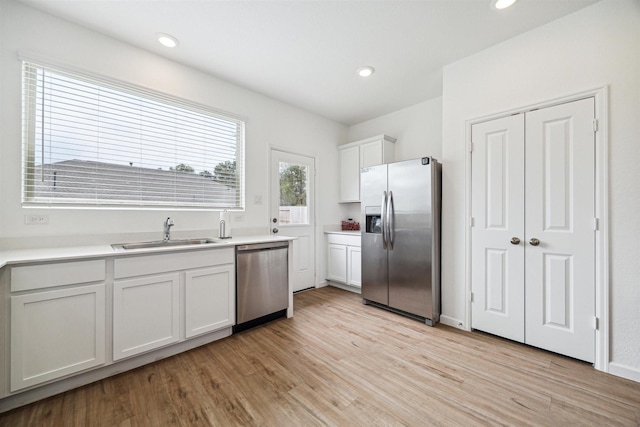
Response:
[163,217,174,241]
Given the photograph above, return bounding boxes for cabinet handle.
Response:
[510,237,521,245]
[529,238,540,246]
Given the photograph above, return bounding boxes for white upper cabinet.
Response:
[338,134,396,203]
[340,145,361,203]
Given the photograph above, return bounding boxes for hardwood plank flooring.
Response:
[1,286,639,426]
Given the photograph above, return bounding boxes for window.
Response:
[278,162,309,225]
[22,61,245,209]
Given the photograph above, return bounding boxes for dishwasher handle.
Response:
[236,241,289,252]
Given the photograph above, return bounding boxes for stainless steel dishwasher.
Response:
[234,241,289,332]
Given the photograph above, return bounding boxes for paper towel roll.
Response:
[219,210,232,238]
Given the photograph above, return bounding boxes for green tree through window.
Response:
[280,164,307,206]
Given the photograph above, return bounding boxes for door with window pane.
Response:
[270,149,315,292]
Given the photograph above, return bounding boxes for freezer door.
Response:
[387,158,435,319]
[361,163,388,305]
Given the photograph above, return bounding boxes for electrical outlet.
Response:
[233,214,244,222]
[25,214,49,225]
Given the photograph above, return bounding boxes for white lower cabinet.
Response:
[9,260,107,392]
[113,248,235,361]
[185,265,235,338]
[347,246,361,287]
[11,285,106,392]
[113,273,180,361]
[326,233,361,289]
[327,244,348,283]
[1,246,242,408]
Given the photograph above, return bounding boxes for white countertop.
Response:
[0,235,295,269]
[324,230,361,236]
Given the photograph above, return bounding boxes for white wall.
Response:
[0,0,347,285]
[441,0,640,377]
[348,98,442,161]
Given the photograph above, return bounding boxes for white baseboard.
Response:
[608,362,640,383]
[439,314,469,331]
[326,281,362,294]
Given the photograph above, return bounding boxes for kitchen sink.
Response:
[111,238,219,251]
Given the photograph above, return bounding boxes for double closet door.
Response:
[471,98,595,363]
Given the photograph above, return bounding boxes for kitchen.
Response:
[1,0,639,424]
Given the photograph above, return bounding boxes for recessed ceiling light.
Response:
[157,33,179,48]
[357,66,375,78]
[492,0,517,9]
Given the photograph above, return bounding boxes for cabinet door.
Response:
[185,265,235,338]
[347,246,362,288]
[340,145,360,202]
[327,244,347,283]
[11,284,106,391]
[360,140,383,168]
[113,273,180,361]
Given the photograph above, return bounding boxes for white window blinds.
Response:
[22,61,245,209]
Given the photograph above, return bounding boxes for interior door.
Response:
[524,98,595,362]
[471,114,526,343]
[471,98,596,363]
[270,149,315,292]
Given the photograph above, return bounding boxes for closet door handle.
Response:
[510,237,520,245]
[529,238,540,246]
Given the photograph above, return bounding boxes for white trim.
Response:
[439,314,467,330]
[594,87,610,373]
[269,146,319,288]
[464,86,609,372]
[463,120,473,333]
[326,281,361,294]
[608,362,640,383]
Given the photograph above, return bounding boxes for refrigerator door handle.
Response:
[381,191,388,249]
[387,190,394,250]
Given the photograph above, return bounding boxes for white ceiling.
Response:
[19,0,600,125]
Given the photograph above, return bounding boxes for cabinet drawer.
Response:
[326,234,361,247]
[11,260,106,292]
[114,247,233,279]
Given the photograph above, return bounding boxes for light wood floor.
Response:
[1,286,639,426]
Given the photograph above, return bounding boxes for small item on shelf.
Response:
[341,218,360,231]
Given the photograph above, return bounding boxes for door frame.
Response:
[269,146,318,288]
[464,86,609,372]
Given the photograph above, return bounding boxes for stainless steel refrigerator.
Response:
[361,157,441,326]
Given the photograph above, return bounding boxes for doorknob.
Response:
[529,238,540,246]
[272,228,279,234]
[272,218,277,223]
[510,237,521,245]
